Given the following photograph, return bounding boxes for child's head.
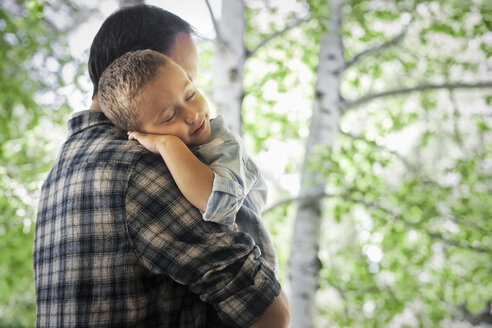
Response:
[99,49,211,147]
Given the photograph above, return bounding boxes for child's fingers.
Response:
[128,131,140,140]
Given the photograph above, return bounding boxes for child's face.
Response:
[137,62,211,147]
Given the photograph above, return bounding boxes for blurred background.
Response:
[0,0,491,327]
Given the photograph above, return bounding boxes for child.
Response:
[98,49,278,273]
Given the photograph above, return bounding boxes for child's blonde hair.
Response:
[98,49,172,131]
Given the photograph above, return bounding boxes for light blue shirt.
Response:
[193,115,278,273]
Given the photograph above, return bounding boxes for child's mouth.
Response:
[191,120,205,136]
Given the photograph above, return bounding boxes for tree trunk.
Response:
[212,0,245,134]
[119,0,144,7]
[287,0,344,327]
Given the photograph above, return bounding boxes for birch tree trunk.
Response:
[118,0,144,7]
[288,1,345,327]
[211,0,245,134]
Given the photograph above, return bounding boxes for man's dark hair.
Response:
[88,4,194,98]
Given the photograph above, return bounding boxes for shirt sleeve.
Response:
[125,153,280,327]
[195,116,267,225]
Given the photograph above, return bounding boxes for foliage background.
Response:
[0,0,491,327]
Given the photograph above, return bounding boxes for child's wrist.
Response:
[156,135,183,154]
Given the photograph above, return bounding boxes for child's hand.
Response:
[128,131,179,154]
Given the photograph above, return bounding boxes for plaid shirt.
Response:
[33,110,280,328]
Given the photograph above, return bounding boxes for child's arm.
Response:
[128,131,213,211]
[187,115,266,225]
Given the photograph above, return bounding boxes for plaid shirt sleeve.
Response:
[125,154,281,327]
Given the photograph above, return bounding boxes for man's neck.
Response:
[90,95,101,110]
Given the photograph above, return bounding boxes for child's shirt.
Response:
[193,115,278,273]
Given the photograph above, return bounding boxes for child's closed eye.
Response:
[163,111,176,123]
[185,91,196,102]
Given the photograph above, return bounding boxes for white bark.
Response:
[288,0,345,327]
[212,0,245,134]
[118,0,144,7]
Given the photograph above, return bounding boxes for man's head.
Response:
[99,50,211,147]
[89,5,199,98]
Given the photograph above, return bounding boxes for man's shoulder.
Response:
[56,124,166,179]
[52,110,170,183]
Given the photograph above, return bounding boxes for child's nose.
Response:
[183,107,199,125]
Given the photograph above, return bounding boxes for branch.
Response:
[427,231,491,254]
[341,81,492,111]
[356,196,492,254]
[345,29,407,69]
[246,15,311,58]
[460,301,492,325]
[338,130,443,187]
[339,130,419,173]
[449,90,465,150]
[340,131,492,236]
[262,191,333,215]
[345,12,414,69]
[204,0,223,45]
[264,191,492,253]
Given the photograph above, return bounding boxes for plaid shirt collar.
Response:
[68,110,113,135]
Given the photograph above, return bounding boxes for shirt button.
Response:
[236,187,243,196]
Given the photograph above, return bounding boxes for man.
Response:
[33,4,289,328]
